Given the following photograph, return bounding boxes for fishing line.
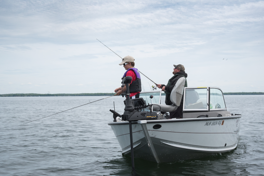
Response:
[96,39,158,86]
[22,95,115,125]
[96,39,123,59]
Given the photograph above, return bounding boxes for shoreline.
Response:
[1,92,264,97]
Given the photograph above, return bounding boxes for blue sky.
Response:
[0,0,263,94]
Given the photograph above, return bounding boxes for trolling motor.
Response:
[121,76,158,121]
[108,76,158,175]
[122,76,135,112]
[109,76,158,121]
[109,76,134,122]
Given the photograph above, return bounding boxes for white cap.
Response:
[119,56,135,65]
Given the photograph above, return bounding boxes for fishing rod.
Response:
[23,95,115,125]
[96,39,123,59]
[138,70,157,86]
[96,39,158,86]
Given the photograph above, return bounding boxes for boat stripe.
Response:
[116,130,143,137]
[148,130,237,134]
[116,130,237,137]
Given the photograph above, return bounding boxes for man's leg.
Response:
[170,98,183,118]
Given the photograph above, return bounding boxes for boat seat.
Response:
[185,89,199,105]
[151,77,185,113]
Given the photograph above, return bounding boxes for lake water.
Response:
[0,95,264,176]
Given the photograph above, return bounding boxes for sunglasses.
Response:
[123,63,128,66]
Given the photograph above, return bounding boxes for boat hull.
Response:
[108,115,241,163]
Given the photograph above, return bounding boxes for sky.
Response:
[0,0,264,94]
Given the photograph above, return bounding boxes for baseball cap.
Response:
[173,64,185,71]
[119,56,135,65]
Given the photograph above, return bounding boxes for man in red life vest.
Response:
[114,56,141,98]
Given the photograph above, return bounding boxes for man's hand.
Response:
[157,84,162,88]
[114,85,127,95]
[115,90,122,95]
[157,84,165,91]
[114,87,121,93]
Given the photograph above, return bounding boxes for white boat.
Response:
[108,77,241,163]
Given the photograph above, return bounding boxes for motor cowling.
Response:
[122,111,157,121]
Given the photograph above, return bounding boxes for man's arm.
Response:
[115,85,128,95]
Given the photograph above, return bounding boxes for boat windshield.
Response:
[140,91,161,105]
[183,87,227,111]
[210,88,226,110]
[183,88,208,111]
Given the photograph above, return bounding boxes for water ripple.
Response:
[0,96,264,175]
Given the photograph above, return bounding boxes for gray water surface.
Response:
[0,95,264,176]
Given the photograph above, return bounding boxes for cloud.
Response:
[60,54,98,61]
[0,0,263,93]
[0,45,31,50]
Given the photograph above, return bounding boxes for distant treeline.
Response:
[224,92,264,95]
[1,92,264,97]
[0,93,115,97]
